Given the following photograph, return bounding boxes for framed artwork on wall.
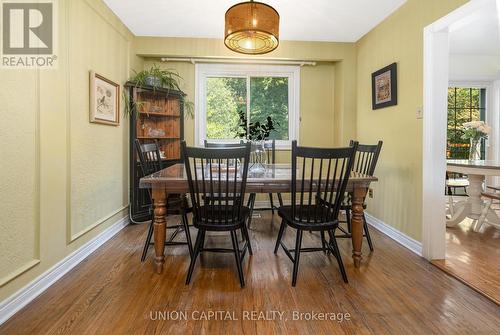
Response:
[372,63,397,110]
[90,71,120,125]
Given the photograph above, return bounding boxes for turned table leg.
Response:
[152,188,167,274]
[351,185,368,268]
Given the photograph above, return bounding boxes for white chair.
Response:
[476,186,500,232]
[446,173,469,216]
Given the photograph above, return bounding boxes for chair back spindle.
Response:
[349,140,383,176]
[182,142,251,228]
[290,140,358,225]
[135,139,164,177]
[264,139,276,164]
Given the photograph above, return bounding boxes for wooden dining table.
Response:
[140,163,378,274]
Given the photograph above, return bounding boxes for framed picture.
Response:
[371,63,397,110]
[90,71,120,125]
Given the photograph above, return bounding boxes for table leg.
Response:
[446,174,484,227]
[152,188,167,274]
[351,185,368,268]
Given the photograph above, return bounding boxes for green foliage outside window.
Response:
[206,76,289,140]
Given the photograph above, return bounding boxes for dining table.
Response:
[140,163,378,274]
[447,159,500,228]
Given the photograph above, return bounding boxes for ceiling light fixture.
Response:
[224,0,280,55]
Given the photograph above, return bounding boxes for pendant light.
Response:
[224,0,280,55]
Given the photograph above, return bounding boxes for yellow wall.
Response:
[356,0,467,240]
[0,0,142,300]
[142,60,336,156]
[136,37,358,148]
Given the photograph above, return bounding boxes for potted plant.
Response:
[124,64,194,118]
[236,109,278,141]
[129,64,182,90]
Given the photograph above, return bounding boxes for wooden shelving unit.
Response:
[126,82,185,222]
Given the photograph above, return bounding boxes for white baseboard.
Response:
[253,201,422,256]
[364,213,422,256]
[0,216,129,325]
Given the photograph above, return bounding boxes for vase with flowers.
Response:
[461,121,491,161]
[236,109,278,171]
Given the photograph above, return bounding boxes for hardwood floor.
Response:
[433,216,500,305]
[1,212,499,335]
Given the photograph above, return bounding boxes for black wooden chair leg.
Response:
[200,230,206,251]
[182,213,193,258]
[292,229,303,287]
[141,221,154,262]
[320,231,327,253]
[274,219,286,254]
[269,193,275,215]
[186,230,203,285]
[346,208,352,233]
[230,230,245,288]
[247,193,256,229]
[363,214,374,251]
[277,193,283,207]
[241,224,253,255]
[329,231,348,283]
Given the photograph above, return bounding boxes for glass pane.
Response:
[455,88,471,108]
[470,108,480,121]
[206,77,247,139]
[249,77,289,140]
[447,109,456,128]
[471,88,480,108]
[456,108,472,124]
[447,88,456,107]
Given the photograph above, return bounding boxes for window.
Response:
[196,64,300,148]
[447,87,486,159]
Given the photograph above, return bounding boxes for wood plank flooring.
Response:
[1,212,499,335]
[433,217,500,305]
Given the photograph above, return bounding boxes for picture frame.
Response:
[89,71,120,126]
[371,63,397,110]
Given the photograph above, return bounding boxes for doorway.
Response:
[422,0,500,303]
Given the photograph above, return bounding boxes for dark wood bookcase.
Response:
[126,82,185,222]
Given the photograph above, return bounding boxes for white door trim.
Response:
[421,0,499,260]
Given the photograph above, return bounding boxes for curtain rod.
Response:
[160,57,316,66]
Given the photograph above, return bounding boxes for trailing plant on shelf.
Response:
[123,64,194,119]
[236,109,278,141]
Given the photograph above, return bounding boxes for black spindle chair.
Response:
[274,140,358,286]
[337,140,383,251]
[183,142,252,287]
[203,140,250,209]
[134,139,193,261]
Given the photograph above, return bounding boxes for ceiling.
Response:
[449,2,500,55]
[102,0,407,42]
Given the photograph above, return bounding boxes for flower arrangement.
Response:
[461,121,491,141]
[461,121,491,160]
